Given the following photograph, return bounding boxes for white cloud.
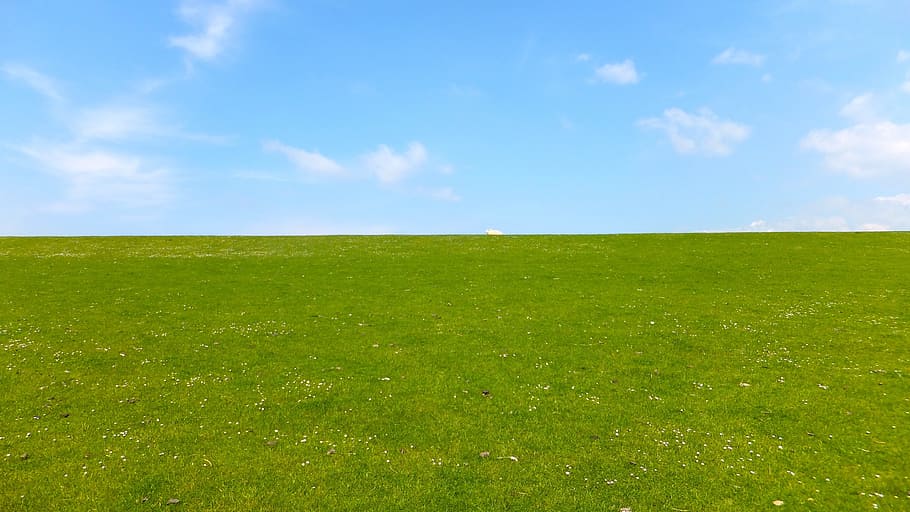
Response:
[21,145,141,178]
[262,139,444,188]
[424,187,461,202]
[2,61,222,144]
[594,59,640,85]
[362,142,428,183]
[70,104,229,143]
[875,193,910,206]
[73,105,162,141]
[637,108,750,156]
[169,0,262,61]
[741,216,851,232]
[17,143,171,208]
[1,63,63,101]
[447,83,481,97]
[740,194,910,232]
[263,140,346,177]
[839,93,879,122]
[3,63,226,218]
[898,50,910,63]
[576,53,591,62]
[712,47,766,67]
[801,122,910,177]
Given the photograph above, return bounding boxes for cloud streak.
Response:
[593,59,640,85]
[72,105,164,141]
[1,63,64,101]
[263,140,346,177]
[638,108,750,156]
[838,93,879,122]
[801,122,910,178]
[169,0,263,61]
[420,187,461,202]
[262,139,458,199]
[743,194,910,232]
[875,193,910,207]
[2,65,224,213]
[712,47,766,67]
[73,104,228,143]
[17,142,171,209]
[362,142,428,184]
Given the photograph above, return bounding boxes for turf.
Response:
[0,234,908,511]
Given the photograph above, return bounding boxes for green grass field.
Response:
[1,234,908,511]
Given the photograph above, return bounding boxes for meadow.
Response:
[0,234,907,511]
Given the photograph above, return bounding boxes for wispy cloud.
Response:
[712,47,766,67]
[576,53,591,62]
[638,108,750,156]
[169,0,263,61]
[17,142,171,209]
[447,83,482,97]
[362,142,428,184]
[72,105,163,141]
[741,216,852,232]
[1,63,64,102]
[898,50,910,63]
[902,74,910,94]
[801,122,910,178]
[68,103,229,143]
[262,139,443,188]
[747,217,890,232]
[263,140,346,178]
[742,194,910,232]
[838,93,879,122]
[875,193,910,206]
[3,65,223,213]
[593,59,640,85]
[422,187,461,202]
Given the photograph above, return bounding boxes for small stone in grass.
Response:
[166,498,181,505]
[773,499,784,506]
[265,440,278,447]
[20,453,29,461]
[479,451,490,458]
[327,448,336,455]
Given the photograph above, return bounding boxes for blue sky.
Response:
[2,0,909,235]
